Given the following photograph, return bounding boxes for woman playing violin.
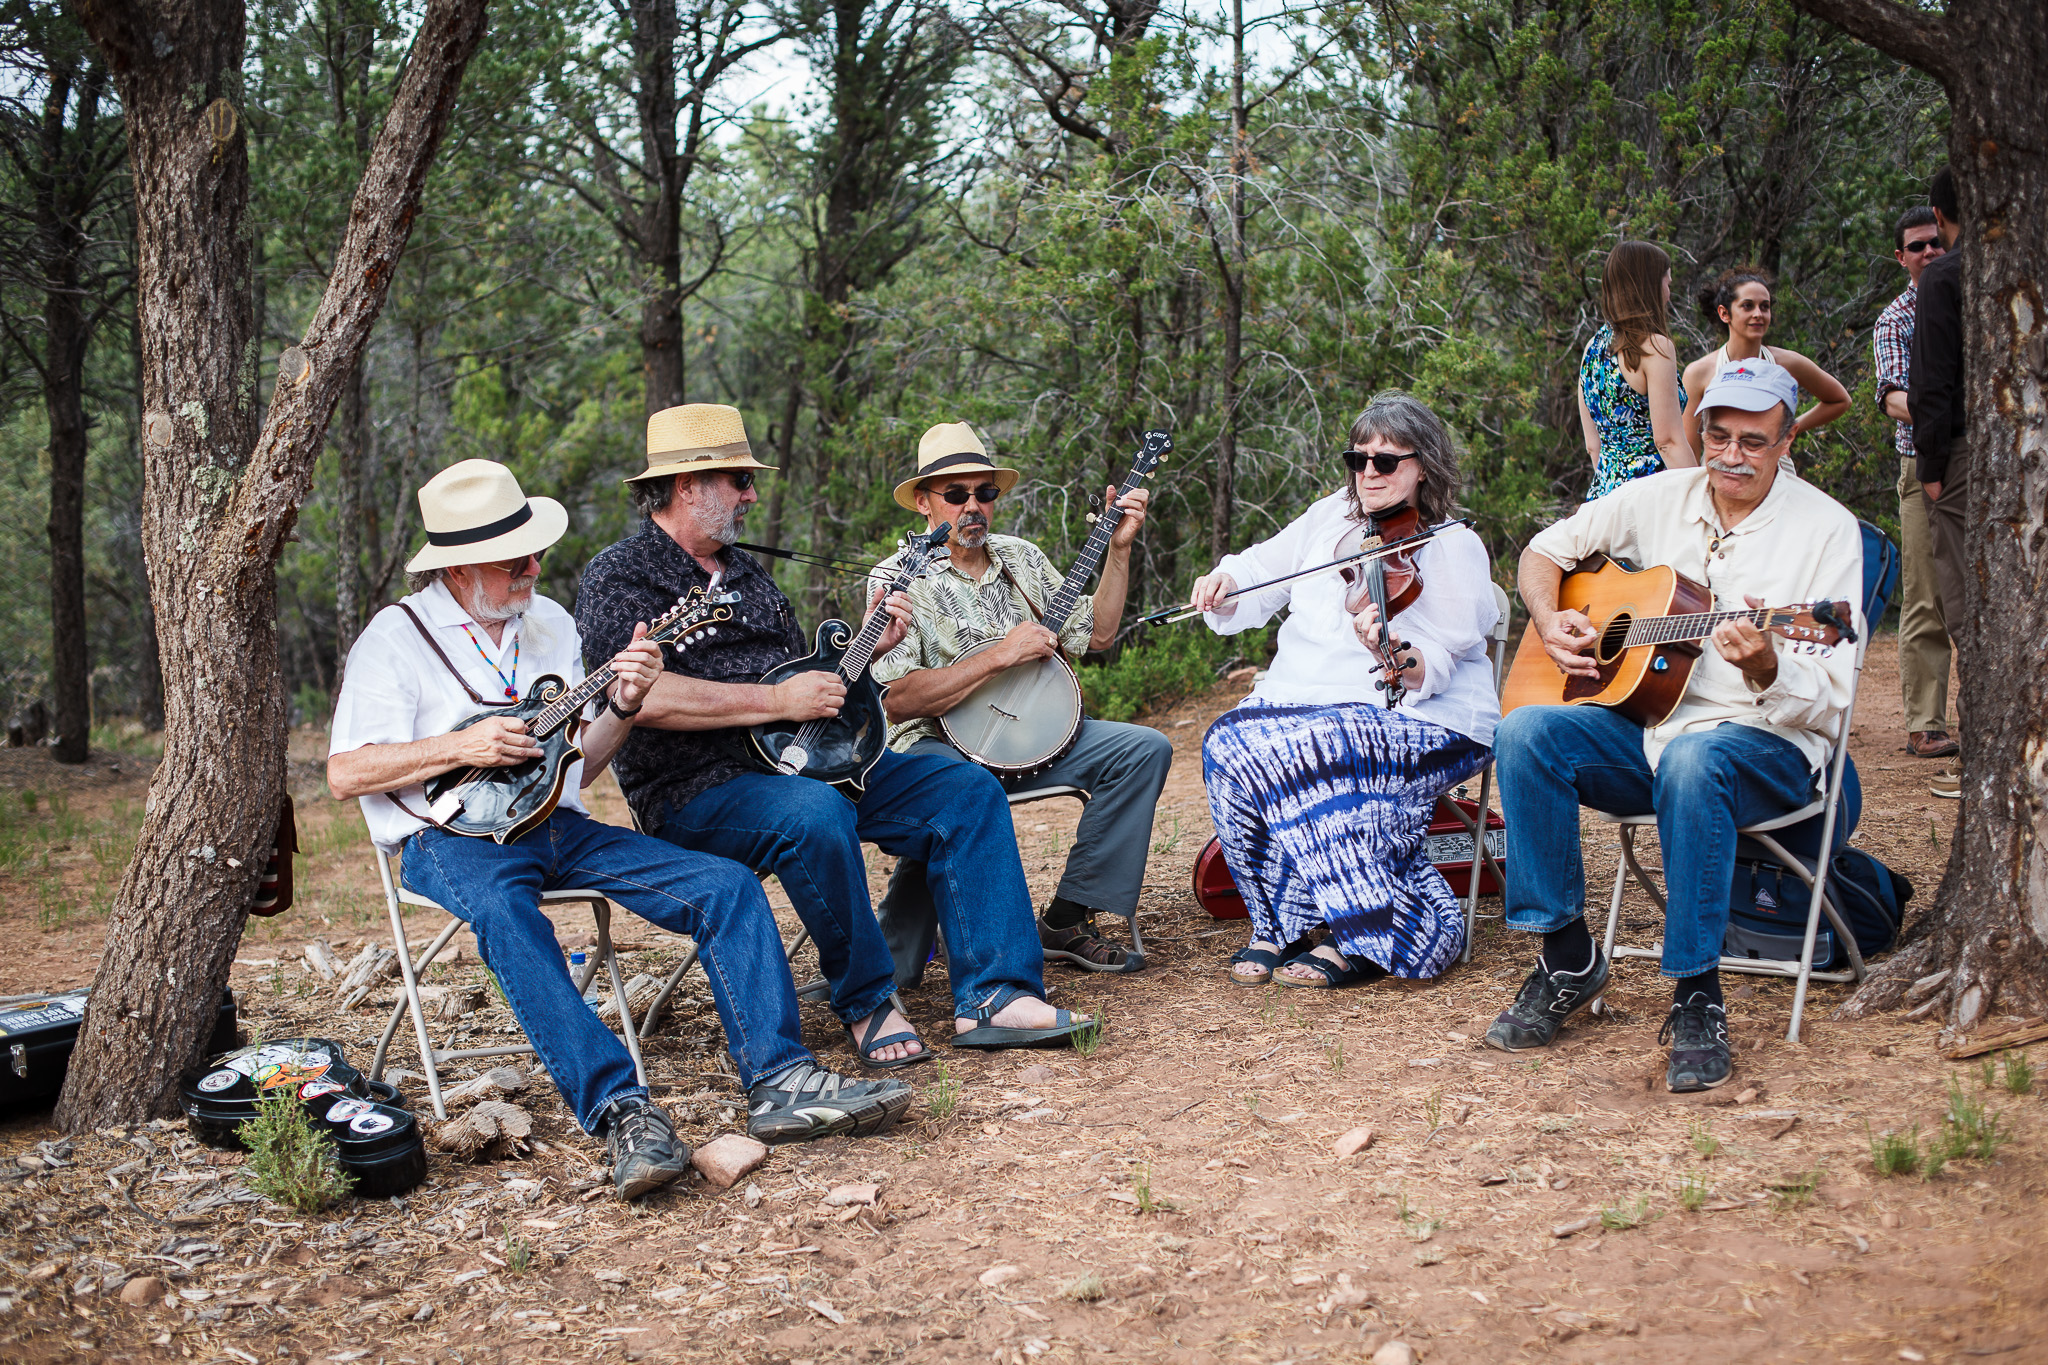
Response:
[1191,393,1502,988]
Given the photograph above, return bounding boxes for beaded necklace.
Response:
[458,622,519,699]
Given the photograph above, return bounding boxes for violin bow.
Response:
[1137,516,1475,626]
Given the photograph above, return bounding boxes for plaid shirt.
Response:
[1873,286,1916,457]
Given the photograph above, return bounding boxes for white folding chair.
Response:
[366,846,646,1120]
[1444,583,1513,963]
[1594,629,1868,1042]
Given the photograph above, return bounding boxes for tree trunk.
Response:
[629,0,685,415]
[42,212,92,766]
[1787,0,2048,1038]
[57,0,489,1131]
[332,356,367,676]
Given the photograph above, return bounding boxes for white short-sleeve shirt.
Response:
[330,580,592,852]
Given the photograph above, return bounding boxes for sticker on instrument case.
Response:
[326,1098,373,1122]
[197,1069,240,1094]
[300,1079,346,1101]
[348,1112,396,1137]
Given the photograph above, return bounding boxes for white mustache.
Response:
[1706,459,1753,476]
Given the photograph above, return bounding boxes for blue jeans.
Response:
[400,810,808,1131]
[1494,708,1849,978]
[654,746,1047,1020]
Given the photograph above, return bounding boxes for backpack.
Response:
[1860,520,1901,627]
[1723,845,1912,971]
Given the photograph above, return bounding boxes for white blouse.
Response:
[1203,493,1503,745]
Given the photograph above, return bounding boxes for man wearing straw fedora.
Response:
[869,422,1172,974]
[577,404,1095,1068]
[330,459,915,1200]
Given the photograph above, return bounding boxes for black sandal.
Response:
[846,1011,933,1072]
[1228,932,1312,986]
[1275,944,1388,990]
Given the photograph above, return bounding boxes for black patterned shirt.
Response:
[575,519,805,823]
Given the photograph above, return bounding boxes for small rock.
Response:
[119,1276,166,1305]
[1333,1125,1377,1159]
[1551,1217,1596,1239]
[690,1133,768,1191]
[743,1182,763,1209]
[1371,1344,1418,1365]
[822,1183,879,1208]
[412,1304,434,1322]
[1869,1044,1894,1058]
[979,1264,1023,1288]
[25,1260,62,1281]
[1016,1064,1056,1084]
[592,1269,629,1285]
[1735,1087,1759,1105]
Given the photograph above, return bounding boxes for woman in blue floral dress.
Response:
[1579,242,1693,499]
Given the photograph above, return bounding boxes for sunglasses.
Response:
[933,483,1004,506]
[729,470,757,492]
[1341,449,1420,475]
[1901,239,1942,254]
[483,550,546,575]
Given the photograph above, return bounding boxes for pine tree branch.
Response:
[1785,0,1953,85]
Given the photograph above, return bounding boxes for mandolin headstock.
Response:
[1766,599,1857,647]
[647,585,741,649]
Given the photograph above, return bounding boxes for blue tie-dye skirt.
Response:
[1202,699,1490,979]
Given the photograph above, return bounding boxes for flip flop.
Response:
[1228,932,1312,986]
[846,1012,934,1072]
[1275,945,1388,990]
[951,1006,1095,1050]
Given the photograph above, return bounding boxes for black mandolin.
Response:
[422,585,739,841]
[744,524,952,798]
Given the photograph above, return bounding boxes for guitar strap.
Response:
[388,603,514,833]
[996,558,1069,662]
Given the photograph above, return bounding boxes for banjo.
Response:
[938,430,1171,776]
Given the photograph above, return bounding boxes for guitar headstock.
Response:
[1766,600,1856,647]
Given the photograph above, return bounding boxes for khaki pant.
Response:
[1896,456,1951,732]
[1923,442,1970,661]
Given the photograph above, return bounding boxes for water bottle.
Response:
[568,949,599,1001]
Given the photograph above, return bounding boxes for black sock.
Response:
[1043,896,1093,931]
[1541,918,1594,975]
[1674,969,1723,1010]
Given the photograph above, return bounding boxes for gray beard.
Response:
[459,578,531,624]
[953,517,989,548]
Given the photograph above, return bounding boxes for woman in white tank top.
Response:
[1681,266,1849,461]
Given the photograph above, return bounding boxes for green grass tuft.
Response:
[924,1061,962,1120]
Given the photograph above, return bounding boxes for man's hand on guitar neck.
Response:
[1712,594,1779,689]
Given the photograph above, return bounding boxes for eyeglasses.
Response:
[1701,429,1782,456]
[933,483,1004,506]
[1901,239,1942,254]
[729,470,757,492]
[1341,449,1419,475]
[483,550,545,575]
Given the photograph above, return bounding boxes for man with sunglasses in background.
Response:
[868,422,1171,976]
[577,406,1094,1077]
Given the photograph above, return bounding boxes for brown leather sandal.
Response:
[1039,914,1144,974]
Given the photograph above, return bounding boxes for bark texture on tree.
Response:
[57,0,488,1131]
[1788,0,2048,1038]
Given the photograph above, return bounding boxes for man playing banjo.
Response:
[871,422,1173,974]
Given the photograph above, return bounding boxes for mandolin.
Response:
[1499,556,1854,726]
[420,585,739,841]
[938,430,1171,776]
[745,523,952,797]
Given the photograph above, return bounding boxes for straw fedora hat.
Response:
[405,460,568,573]
[892,421,1020,512]
[626,403,777,483]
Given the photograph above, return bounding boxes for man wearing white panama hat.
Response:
[869,421,1171,975]
[329,459,914,1199]
[578,404,1095,1067]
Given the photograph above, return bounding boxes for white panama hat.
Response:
[403,459,568,573]
[626,403,777,483]
[892,421,1020,512]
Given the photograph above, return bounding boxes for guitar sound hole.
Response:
[1597,614,1632,664]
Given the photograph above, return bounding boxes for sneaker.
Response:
[1930,767,1961,799]
[1660,994,1733,1092]
[1905,730,1959,758]
[747,1061,914,1146]
[604,1099,692,1201]
[1485,949,1610,1052]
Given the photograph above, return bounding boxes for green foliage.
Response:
[1071,1010,1106,1058]
[1941,1078,2006,1162]
[1998,1050,2035,1097]
[242,1091,353,1213]
[1077,625,1275,724]
[1689,1117,1721,1159]
[1601,1194,1659,1230]
[923,1061,962,1120]
[1868,1122,1924,1178]
[1676,1171,1710,1211]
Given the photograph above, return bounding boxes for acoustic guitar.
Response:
[745,523,952,797]
[938,429,1171,776]
[1499,556,1854,726]
[422,585,740,841]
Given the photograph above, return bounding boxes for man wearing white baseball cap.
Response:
[1484,359,1864,1094]
[328,459,913,1200]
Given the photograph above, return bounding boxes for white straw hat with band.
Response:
[892,421,1020,512]
[404,459,568,573]
[626,403,778,483]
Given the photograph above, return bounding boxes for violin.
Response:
[1337,503,1424,708]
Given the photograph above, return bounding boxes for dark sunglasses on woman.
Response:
[1341,449,1420,475]
[936,483,1004,506]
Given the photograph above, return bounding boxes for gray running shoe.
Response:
[1485,950,1611,1052]
[605,1099,692,1200]
[1661,995,1733,1092]
[747,1061,914,1145]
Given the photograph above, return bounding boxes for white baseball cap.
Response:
[1697,359,1799,420]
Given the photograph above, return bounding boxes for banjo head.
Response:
[939,645,1083,775]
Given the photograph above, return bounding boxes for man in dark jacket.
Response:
[1907,167,1966,800]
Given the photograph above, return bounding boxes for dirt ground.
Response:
[2,635,2043,1365]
